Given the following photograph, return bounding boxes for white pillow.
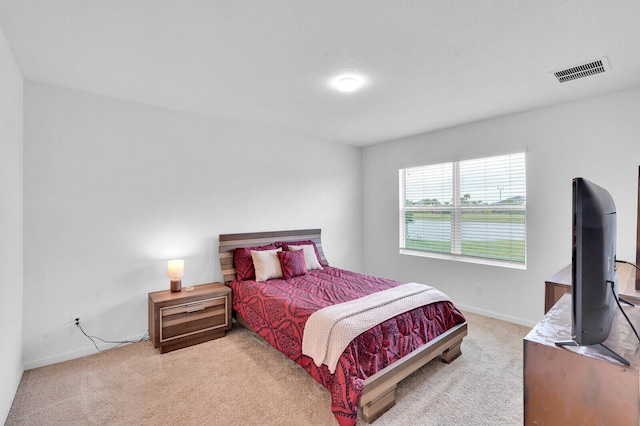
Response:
[288,245,323,271]
[251,248,283,282]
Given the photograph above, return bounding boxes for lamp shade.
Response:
[167,259,184,278]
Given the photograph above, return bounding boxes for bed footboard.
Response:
[359,322,468,423]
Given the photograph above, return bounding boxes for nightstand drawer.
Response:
[162,297,224,317]
[159,296,228,342]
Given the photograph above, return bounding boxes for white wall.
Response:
[23,82,362,368]
[0,26,24,424]
[18,70,640,370]
[363,88,640,326]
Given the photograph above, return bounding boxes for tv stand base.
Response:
[555,340,629,366]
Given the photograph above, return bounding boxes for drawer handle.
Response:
[186,306,206,313]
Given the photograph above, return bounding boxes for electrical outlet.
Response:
[475,285,483,295]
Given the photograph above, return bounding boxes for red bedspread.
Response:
[229,267,466,425]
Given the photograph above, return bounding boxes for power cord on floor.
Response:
[76,322,149,353]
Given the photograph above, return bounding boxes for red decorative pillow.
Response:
[234,243,278,281]
[278,239,326,266]
[277,249,307,279]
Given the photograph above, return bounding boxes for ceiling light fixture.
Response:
[332,75,363,92]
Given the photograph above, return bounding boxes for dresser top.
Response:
[526,294,640,368]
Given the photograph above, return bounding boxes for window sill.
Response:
[399,248,527,270]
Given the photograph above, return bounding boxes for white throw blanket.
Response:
[302,282,451,373]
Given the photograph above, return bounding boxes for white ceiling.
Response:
[1,1,640,147]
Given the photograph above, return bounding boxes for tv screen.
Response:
[556,177,630,364]
[571,177,618,347]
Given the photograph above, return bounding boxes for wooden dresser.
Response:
[148,282,232,353]
[544,262,639,313]
[524,294,640,425]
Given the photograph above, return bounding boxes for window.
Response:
[399,152,526,268]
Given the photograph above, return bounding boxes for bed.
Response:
[219,229,467,425]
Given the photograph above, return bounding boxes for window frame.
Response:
[399,153,527,270]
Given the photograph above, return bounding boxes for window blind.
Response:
[400,152,526,267]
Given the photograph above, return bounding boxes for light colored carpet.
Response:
[7,311,530,425]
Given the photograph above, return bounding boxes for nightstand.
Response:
[148,282,232,353]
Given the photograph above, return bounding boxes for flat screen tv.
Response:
[555,177,628,365]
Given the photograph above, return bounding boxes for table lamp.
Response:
[167,259,184,292]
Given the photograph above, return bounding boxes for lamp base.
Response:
[170,278,182,292]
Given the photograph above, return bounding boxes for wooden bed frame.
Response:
[218,228,467,422]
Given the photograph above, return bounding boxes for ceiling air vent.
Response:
[552,57,610,83]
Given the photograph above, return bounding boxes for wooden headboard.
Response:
[218,229,327,283]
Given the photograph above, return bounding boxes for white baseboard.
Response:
[24,332,149,370]
[456,303,537,328]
